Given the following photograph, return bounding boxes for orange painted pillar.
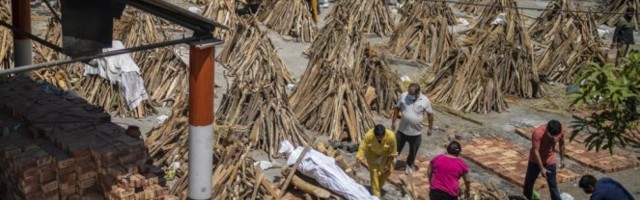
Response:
[187,45,214,200]
[11,0,32,74]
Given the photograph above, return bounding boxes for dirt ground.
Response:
[22,0,640,199]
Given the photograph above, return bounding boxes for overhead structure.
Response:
[258,0,318,42]
[201,0,239,41]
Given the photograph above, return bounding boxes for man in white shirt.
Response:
[391,83,434,175]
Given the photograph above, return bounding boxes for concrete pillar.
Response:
[187,45,214,200]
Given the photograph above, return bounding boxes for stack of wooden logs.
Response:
[293,11,374,143]
[356,45,404,117]
[425,0,539,113]
[201,0,239,40]
[598,0,640,31]
[257,0,318,42]
[457,0,493,16]
[388,15,457,63]
[463,0,540,98]
[144,107,279,199]
[218,19,293,86]
[532,0,606,84]
[327,0,395,37]
[400,1,457,25]
[216,20,308,156]
[0,0,12,70]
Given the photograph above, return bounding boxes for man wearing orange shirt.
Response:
[523,120,566,200]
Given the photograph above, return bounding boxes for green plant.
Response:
[569,51,640,153]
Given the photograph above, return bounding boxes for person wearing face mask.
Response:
[612,8,636,65]
[391,83,434,175]
[428,141,471,200]
[355,124,397,197]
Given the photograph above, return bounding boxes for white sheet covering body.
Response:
[84,40,149,109]
[279,141,378,200]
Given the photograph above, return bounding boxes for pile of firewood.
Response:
[457,0,493,16]
[201,0,239,40]
[425,0,540,113]
[356,45,404,117]
[400,1,457,25]
[463,0,523,43]
[216,21,308,156]
[218,20,294,86]
[0,1,12,70]
[388,16,457,63]
[295,10,374,143]
[326,0,394,37]
[290,64,375,143]
[598,0,640,31]
[532,0,606,84]
[144,104,279,199]
[529,0,600,44]
[307,12,360,62]
[257,0,318,42]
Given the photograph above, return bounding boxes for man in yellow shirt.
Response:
[355,124,398,197]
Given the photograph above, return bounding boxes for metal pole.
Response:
[12,0,32,76]
[188,45,214,200]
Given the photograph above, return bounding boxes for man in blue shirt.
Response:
[578,175,635,200]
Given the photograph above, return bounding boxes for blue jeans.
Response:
[523,161,560,200]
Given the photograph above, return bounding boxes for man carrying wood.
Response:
[392,83,434,175]
[355,124,397,197]
[612,8,636,65]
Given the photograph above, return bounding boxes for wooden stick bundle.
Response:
[598,0,640,31]
[388,16,457,63]
[457,0,493,16]
[528,0,601,44]
[0,1,13,70]
[423,48,509,113]
[400,1,457,25]
[257,0,318,42]
[145,109,278,199]
[355,45,404,117]
[289,57,375,143]
[532,0,606,84]
[201,0,240,41]
[326,0,395,37]
[218,19,294,86]
[425,0,540,113]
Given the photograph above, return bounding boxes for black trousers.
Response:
[396,131,421,168]
[429,189,458,200]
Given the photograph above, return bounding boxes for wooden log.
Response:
[291,175,331,199]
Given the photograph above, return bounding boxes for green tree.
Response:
[570,51,640,153]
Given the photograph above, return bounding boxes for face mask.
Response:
[408,94,417,101]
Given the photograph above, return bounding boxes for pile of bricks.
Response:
[459,136,580,189]
[0,79,173,199]
[516,127,638,173]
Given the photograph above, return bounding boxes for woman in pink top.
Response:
[427,141,471,200]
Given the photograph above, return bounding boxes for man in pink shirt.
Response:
[428,141,471,200]
[523,120,566,200]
